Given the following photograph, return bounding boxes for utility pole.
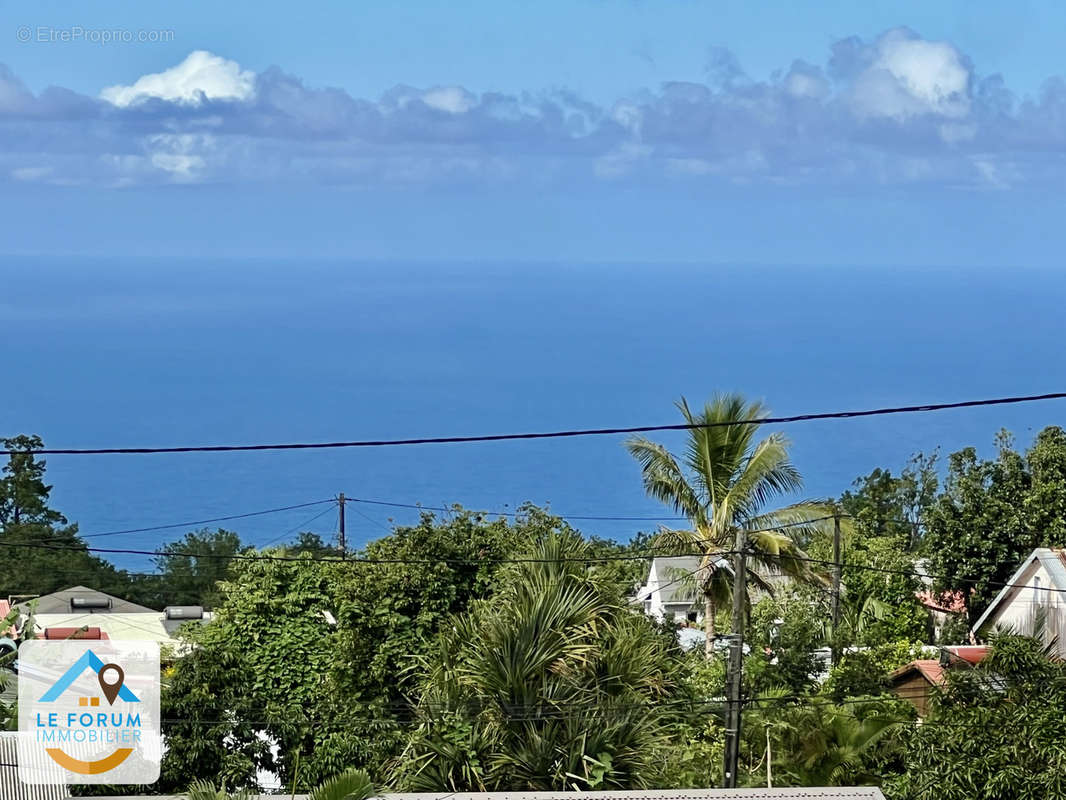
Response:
[337,493,346,555]
[722,526,747,788]
[831,512,841,664]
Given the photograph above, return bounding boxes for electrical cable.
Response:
[76,499,336,540]
[7,390,1066,455]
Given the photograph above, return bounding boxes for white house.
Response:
[972,547,1066,654]
[634,555,711,623]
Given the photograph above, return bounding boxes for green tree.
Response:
[744,591,827,697]
[160,507,533,790]
[888,634,1066,800]
[825,534,929,647]
[150,528,245,609]
[821,641,929,703]
[662,652,726,788]
[925,431,1038,624]
[1023,425,1066,542]
[840,452,937,551]
[816,453,940,649]
[187,768,374,800]
[0,434,137,601]
[0,435,66,527]
[287,532,340,558]
[394,531,684,791]
[625,394,831,656]
[745,696,907,788]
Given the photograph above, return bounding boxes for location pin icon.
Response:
[98,664,125,705]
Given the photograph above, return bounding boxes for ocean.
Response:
[3,258,1064,571]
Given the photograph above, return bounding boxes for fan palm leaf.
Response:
[307,769,375,800]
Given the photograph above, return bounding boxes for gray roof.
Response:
[0,733,66,799]
[15,586,157,615]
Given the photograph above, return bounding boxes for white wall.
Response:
[980,550,1066,653]
[632,556,700,622]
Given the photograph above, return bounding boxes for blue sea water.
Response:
[2,258,1065,572]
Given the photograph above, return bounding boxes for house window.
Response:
[687,611,698,623]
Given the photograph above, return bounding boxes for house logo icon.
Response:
[18,640,161,785]
[36,649,141,775]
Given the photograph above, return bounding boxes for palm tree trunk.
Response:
[766,724,773,787]
[704,591,716,659]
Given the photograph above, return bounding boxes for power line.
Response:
[0,537,712,566]
[76,499,335,540]
[345,497,687,522]
[41,496,691,544]
[8,390,1066,455]
[257,505,337,549]
[0,514,826,567]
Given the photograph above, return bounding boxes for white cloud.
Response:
[421,86,475,113]
[100,51,255,107]
[1,28,1063,189]
[782,62,830,100]
[850,29,971,120]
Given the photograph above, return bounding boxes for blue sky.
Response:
[4,1,1066,262]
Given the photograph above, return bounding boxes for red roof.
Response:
[890,659,945,686]
[890,646,989,687]
[943,645,988,665]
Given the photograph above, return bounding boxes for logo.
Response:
[18,641,160,784]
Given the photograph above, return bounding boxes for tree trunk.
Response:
[704,590,716,659]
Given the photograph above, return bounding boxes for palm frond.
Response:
[724,433,802,524]
[184,781,252,800]
[307,769,375,800]
[624,437,706,525]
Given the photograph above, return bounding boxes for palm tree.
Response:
[770,702,901,786]
[626,394,832,657]
[396,532,681,791]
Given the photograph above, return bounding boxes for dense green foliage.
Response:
[743,694,911,788]
[395,532,684,791]
[8,414,1066,796]
[147,528,247,609]
[926,427,1066,624]
[887,634,1066,800]
[159,507,621,791]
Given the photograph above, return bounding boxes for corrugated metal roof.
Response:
[0,733,68,800]
[383,790,887,799]
[86,793,881,800]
